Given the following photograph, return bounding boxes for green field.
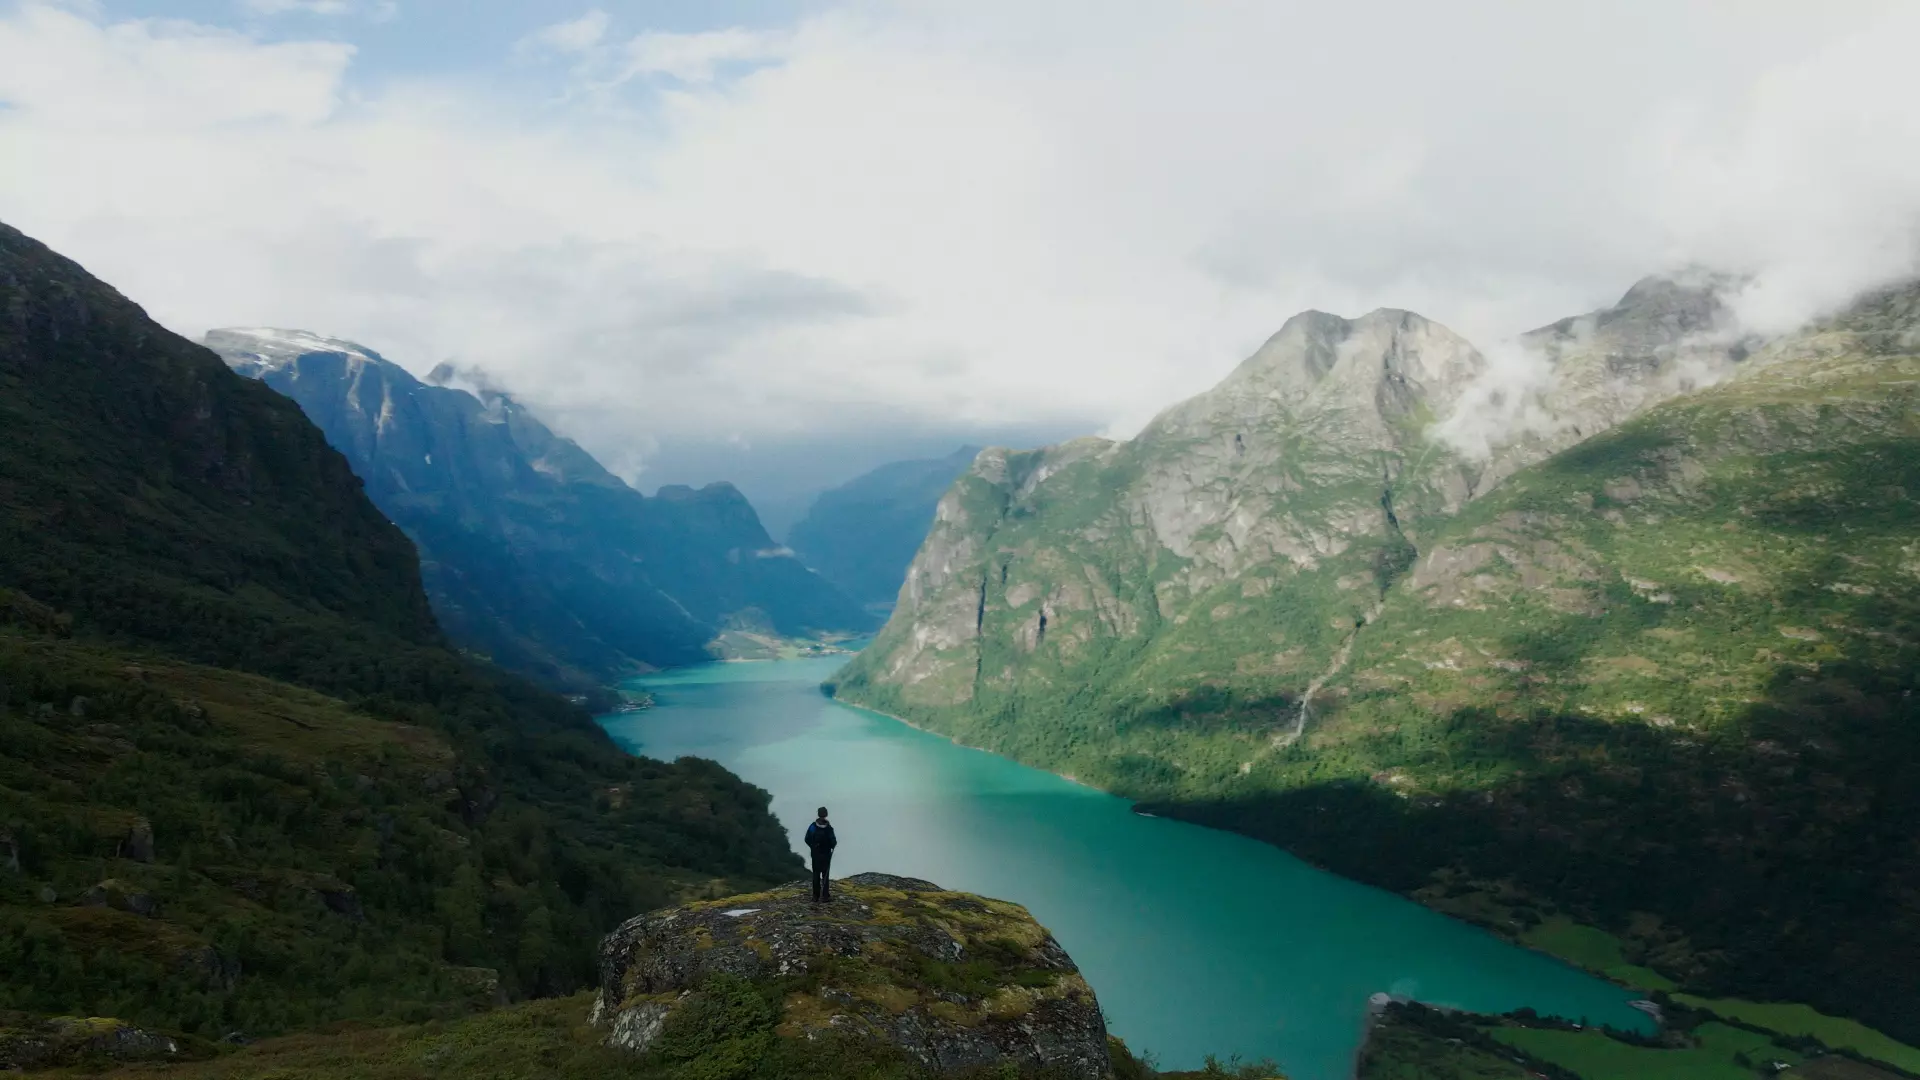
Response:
[1518,918,1678,992]
[1676,997,1920,1074]
[1492,1022,1797,1080]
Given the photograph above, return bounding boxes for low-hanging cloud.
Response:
[2,0,1917,484]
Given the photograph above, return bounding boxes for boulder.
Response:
[77,879,160,918]
[592,873,1111,1079]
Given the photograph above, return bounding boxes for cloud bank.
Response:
[2,0,1917,484]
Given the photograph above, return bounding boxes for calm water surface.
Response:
[599,656,1647,1080]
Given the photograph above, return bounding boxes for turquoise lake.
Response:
[598,655,1648,1080]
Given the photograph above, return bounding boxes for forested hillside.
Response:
[0,221,803,1047]
[834,276,1920,1043]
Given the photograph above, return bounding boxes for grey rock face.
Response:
[593,873,1111,1079]
[841,276,1791,731]
[843,307,1485,714]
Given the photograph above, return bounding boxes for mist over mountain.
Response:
[207,328,875,689]
[623,424,1089,541]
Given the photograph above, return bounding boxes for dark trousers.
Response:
[810,853,832,901]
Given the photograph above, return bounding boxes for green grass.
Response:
[1675,997,1920,1074]
[59,995,654,1079]
[59,991,1187,1080]
[1492,1022,1793,1080]
[1522,918,1628,972]
[1518,918,1678,993]
[1606,967,1678,993]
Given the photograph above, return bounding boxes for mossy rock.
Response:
[0,1013,190,1070]
[591,873,1110,1078]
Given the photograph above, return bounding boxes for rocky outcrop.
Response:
[591,873,1111,1079]
[77,879,161,918]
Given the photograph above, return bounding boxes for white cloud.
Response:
[621,27,788,84]
[1642,3,1920,335]
[0,4,350,126]
[1,0,1916,482]
[240,0,353,15]
[516,9,609,57]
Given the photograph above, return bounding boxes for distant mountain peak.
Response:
[205,328,875,681]
[1149,304,1486,445]
[204,327,382,372]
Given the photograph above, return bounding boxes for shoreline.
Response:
[829,693,1107,794]
[832,693,1668,1009]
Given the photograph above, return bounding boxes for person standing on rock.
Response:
[804,807,837,902]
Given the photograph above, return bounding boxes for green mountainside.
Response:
[834,277,1920,1043]
[0,220,803,1049]
[787,446,983,608]
[204,328,874,690]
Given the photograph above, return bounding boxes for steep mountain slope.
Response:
[0,244,436,673]
[206,328,874,687]
[0,221,802,1043]
[786,446,983,607]
[836,307,1486,742]
[834,278,1920,1041]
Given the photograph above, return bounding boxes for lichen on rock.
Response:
[592,872,1112,1078]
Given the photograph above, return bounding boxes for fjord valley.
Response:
[206,328,875,693]
[0,223,1218,1080]
[834,274,1920,1055]
[0,221,803,1059]
[7,0,1919,1076]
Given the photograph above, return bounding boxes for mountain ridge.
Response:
[207,327,876,688]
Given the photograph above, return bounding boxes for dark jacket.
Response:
[804,821,837,857]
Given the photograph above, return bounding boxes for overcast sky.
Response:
[3,0,1918,510]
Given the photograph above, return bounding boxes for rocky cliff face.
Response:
[592,873,1111,1079]
[836,276,1920,1040]
[840,308,1487,727]
[209,328,875,687]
